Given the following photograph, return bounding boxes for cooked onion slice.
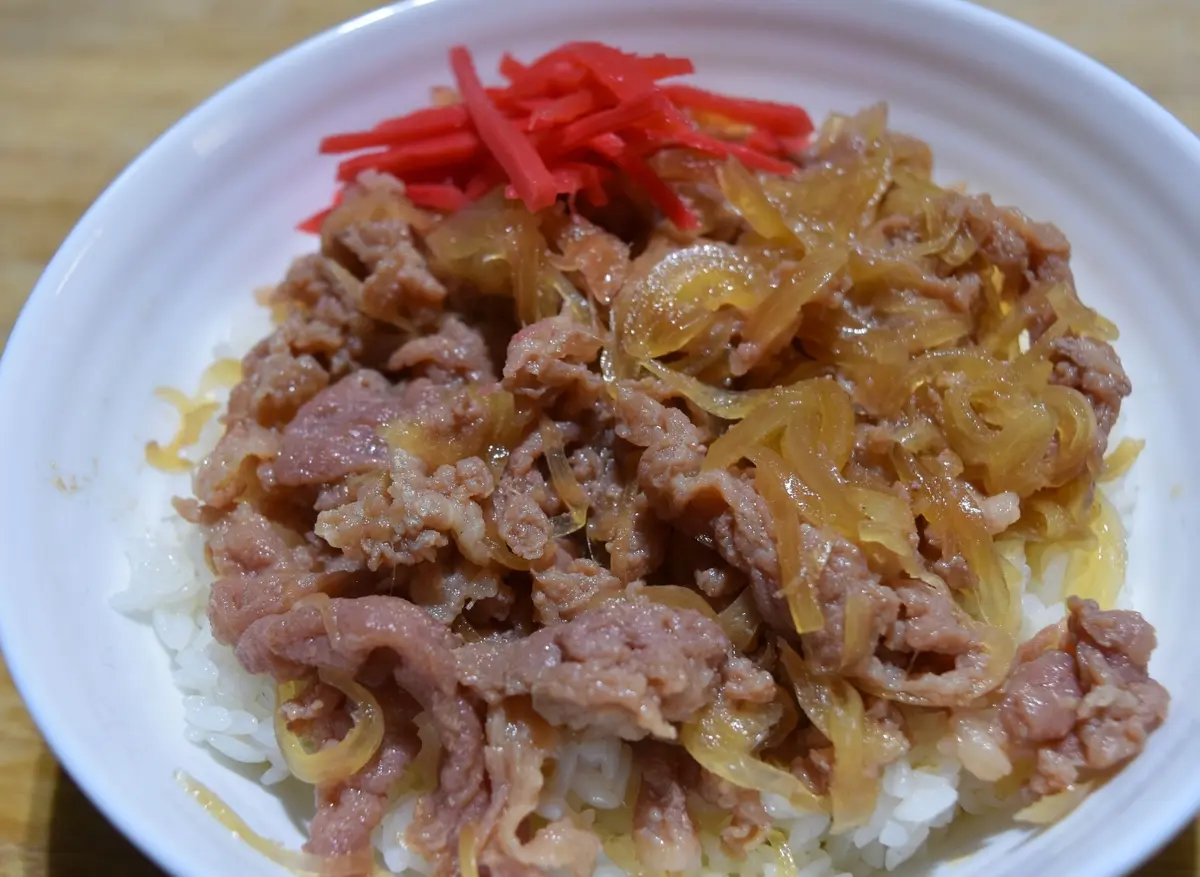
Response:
[681,697,826,813]
[780,645,877,831]
[740,246,846,360]
[896,450,1015,634]
[746,447,823,634]
[1099,437,1144,483]
[274,670,386,787]
[176,771,375,877]
[641,358,777,420]
[541,419,589,537]
[613,242,764,361]
[703,396,796,471]
[717,157,806,247]
[718,587,762,651]
[1014,782,1094,825]
[636,584,719,619]
[1061,493,1126,610]
[459,824,481,877]
[145,387,220,473]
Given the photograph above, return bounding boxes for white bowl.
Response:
[3,1,1199,875]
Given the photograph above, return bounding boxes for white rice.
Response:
[112,361,1138,875]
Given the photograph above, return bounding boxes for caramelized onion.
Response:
[176,771,375,877]
[704,397,795,471]
[200,358,244,393]
[780,423,858,537]
[746,447,823,634]
[718,587,762,651]
[1045,284,1118,342]
[896,450,1015,634]
[636,584,718,619]
[425,196,515,294]
[779,645,877,831]
[940,379,1056,497]
[1060,493,1126,610]
[850,486,924,577]
[1100,437,1144,482]
[1040,386,1100,487]
[394,713,442,798]
[717,157,806,247]
[273,670,386,787]
[459,824,481,877]
[1020,475,1095,543]
[763,104,892,243]
[613,242,765,362]
[146,388,220,472]
[705,378,853,473]
[385,388,530,470]
[740,247,846,362]
[425,197,563,324]
[641,358,777,420]
[1014,782,1094,825]
[541,419,589,537]
[146,361,239,473]
[681,697,826,813]
[513,210,554,326]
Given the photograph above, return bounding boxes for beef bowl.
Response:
[1,1,1199,876]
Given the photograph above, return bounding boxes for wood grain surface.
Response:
[0,1,1197,874]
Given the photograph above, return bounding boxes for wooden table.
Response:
[1,0,1197,874]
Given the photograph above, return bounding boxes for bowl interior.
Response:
[2,1,1200,876]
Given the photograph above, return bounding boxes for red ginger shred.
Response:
[449,45,559,212]
[304,41,812,230]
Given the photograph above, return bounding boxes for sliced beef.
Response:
[722,653,780,706]
[456,602,747,740]
[685,763,772,858]
[954,597,1168,800]
[693,563,747,600]
[958,194,1070,289]
[1049,335,1131,440]
[556,217,631,307]
[410,558,505,624]
[260,370,416,488]
[800,524,901,674]
[853,580,1005,707]
[1000,650,1082,744]
[227,334,330,429]
[613,384,787,630]
[270,254,380,376]
[203,515,351,650]
[568,442,624,522]
[531,558,623,625]
[306,686,422,858]
[193,420,280,508]
[491,427,558,562]
[321,171,427,275]
[633,743,701,873]
[236,596,489,870]
[501,315,605,411]
[316,451,494,570]
[881,582,974,656]
[387,315,495,384]
[360,236,448,329]
[1028,597,1167,795]
[209,569,357,647]
[606,488,669,585]
[478,702,601,877]
[315,172,448,329]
